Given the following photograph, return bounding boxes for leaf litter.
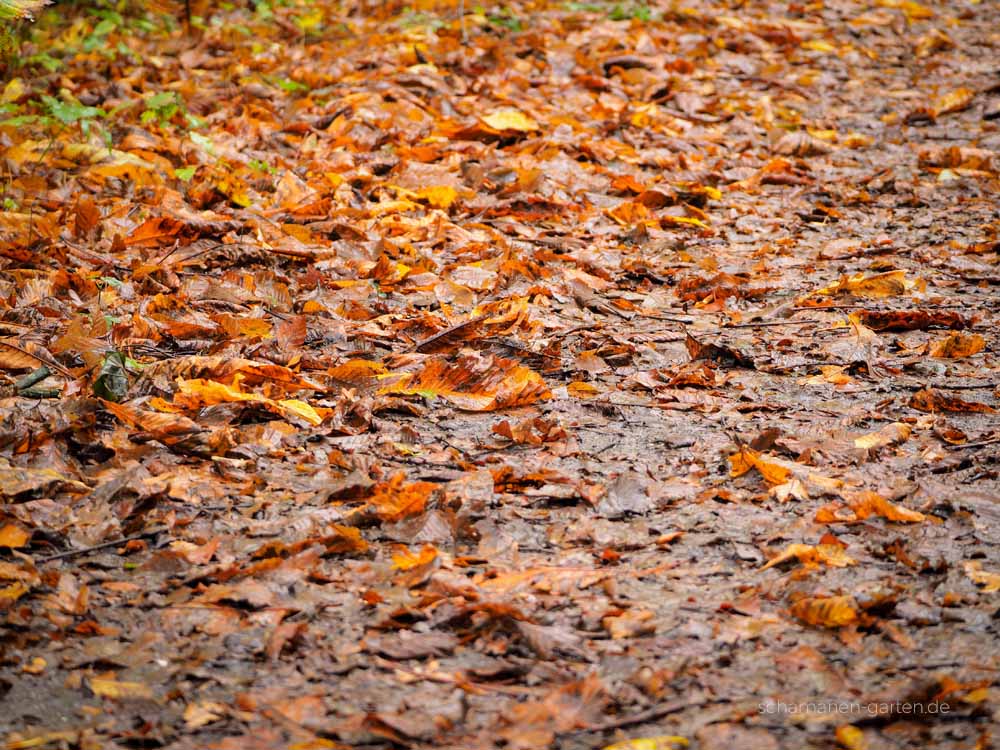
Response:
[0,0,999,749]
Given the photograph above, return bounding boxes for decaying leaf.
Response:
[853,310,969,332]
[910,389,995,414]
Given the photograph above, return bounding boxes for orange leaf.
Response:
[910,388,995,414]
[0,525,30,549]
[928,333,985,359]
[124,217,184,248]
[789,595,859,628]
[379,353,549,411]
[367,474,436,523]
[392,543,438,571]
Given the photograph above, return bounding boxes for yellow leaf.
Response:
[415,185,459,210]
[392,543,438,571]
[3,731,80,750]
[875,0,933,20]
[790,595,859,627]
[276,399,325,426]
[930,87,975,118]
[854,422,912,450]
[928,332,985,359]
[603,737,689,750]
[836,725,867,750]
[811,270,923,299]
[660,214,708,229]
[2,78,25,104]
[801,39,836,52]
[21,656,46,674]
[172,378,326,427]
[843,132,874,148]
[482,109,539,132]
[567,381,600,398]
[89,678,154,700]
[964,562,1000,593]
[0,581,29,605]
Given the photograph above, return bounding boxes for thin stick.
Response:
[568,697,731,734]
[36,527,167,564]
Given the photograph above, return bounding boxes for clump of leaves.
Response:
[0,0,48,20]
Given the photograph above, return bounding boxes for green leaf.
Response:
[145,91,176,109]
[174,166,196,182]
[93,352,128,402]
[189,131,216,156]
[41,95,104,125]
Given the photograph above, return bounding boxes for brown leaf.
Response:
[685,332,754,369]
[910,388,995,414]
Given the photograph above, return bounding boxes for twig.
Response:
[725,319,823,328]
[567,697,731,735]
[36,527,167,564]
[15,366,51,391]
[946,438,1000,451]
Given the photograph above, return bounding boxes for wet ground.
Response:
[1,0,999,748]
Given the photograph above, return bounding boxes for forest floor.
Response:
[1,0,999,748]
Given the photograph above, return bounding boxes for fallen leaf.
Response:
[602,737,689,750]
[807,271,923,300]
[854,422,912,451]
[928,332,985,359]
[964,562,1000,593]
[790,595,859,628]
[89,678,154,700]
[930,88,975,118]
[910,388,995,414]
[378,353,550,411]
[761,543,856,571]
[0,524,30,548]
[482,109,539,132]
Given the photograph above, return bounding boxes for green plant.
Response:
[40,93,105,134]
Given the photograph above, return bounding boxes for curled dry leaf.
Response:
[815,491,926,524]
[806,271,924,300]
[761,543,856,571]
[378,353,550,411]
[171,377,328,426]
[493,417,567,445]
[854,422,912,451]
